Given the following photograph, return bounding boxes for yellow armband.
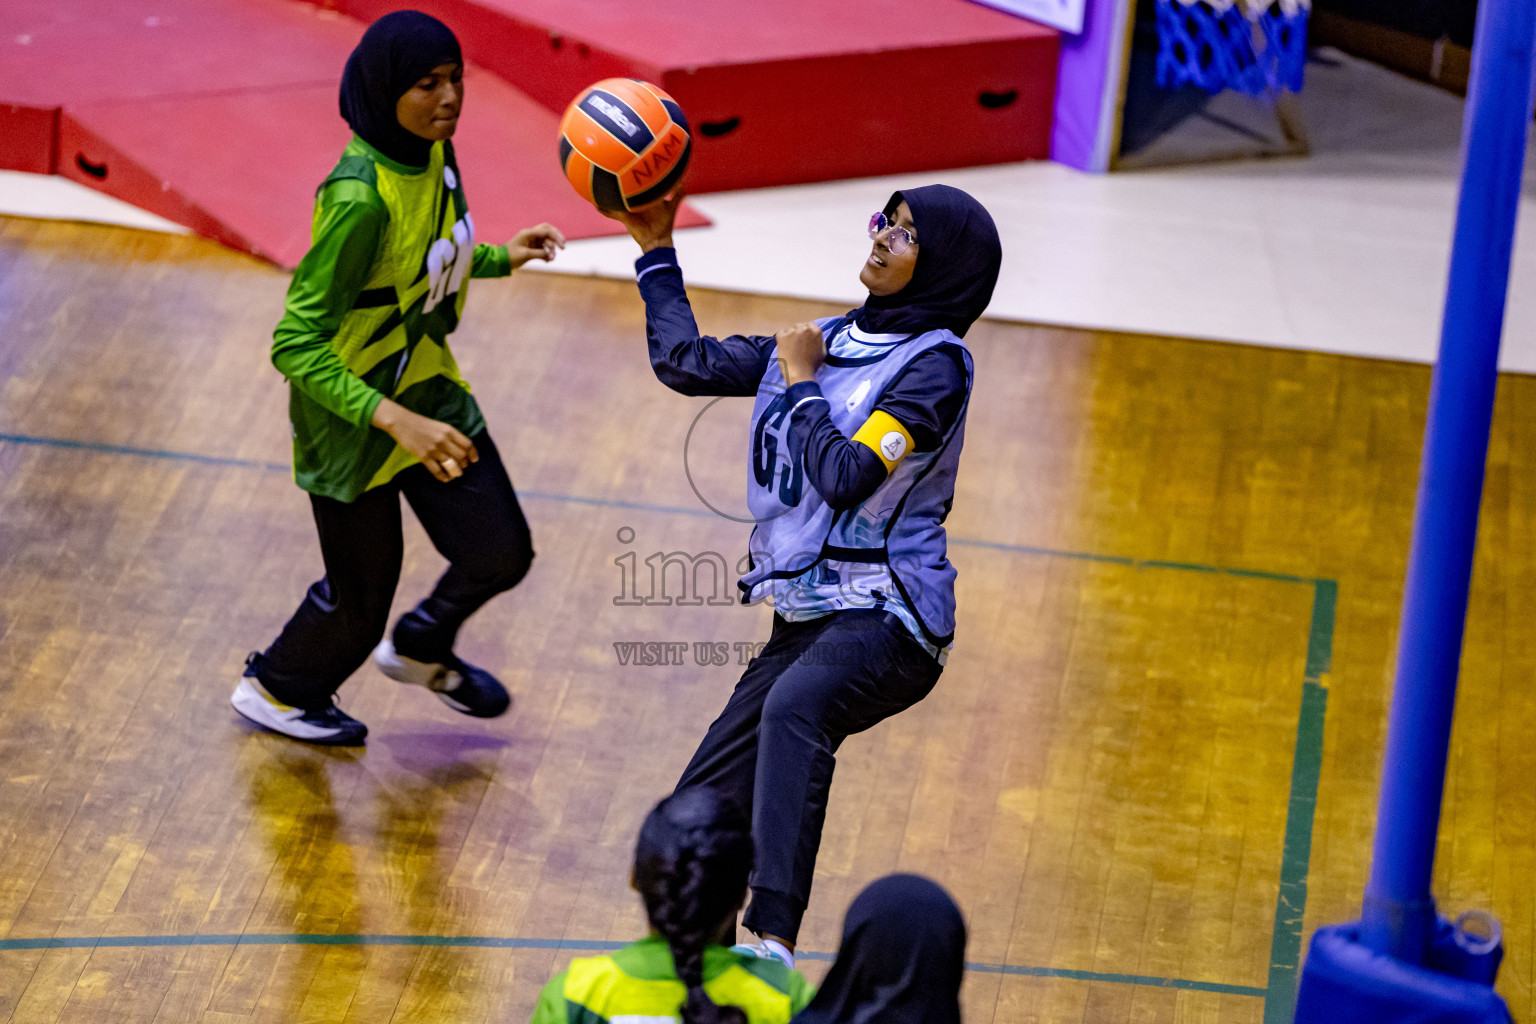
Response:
[852,409,916,472]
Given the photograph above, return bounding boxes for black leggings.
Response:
[675,609,943,944]
[256,432,534,710]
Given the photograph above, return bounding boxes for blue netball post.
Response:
[1291,2,1535,1022]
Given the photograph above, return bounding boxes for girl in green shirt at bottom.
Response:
[531,790,815,1024]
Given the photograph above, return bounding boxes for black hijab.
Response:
[339,11,462,168]
[795,874,967,1024]
[854,184,1002,340]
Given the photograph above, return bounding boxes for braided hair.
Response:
[633,790,754,1024]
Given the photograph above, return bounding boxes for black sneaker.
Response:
[231,655,368,745]
[372,639,511,718]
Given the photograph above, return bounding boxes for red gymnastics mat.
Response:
[305,0,1062,192]
[0,0,707,266]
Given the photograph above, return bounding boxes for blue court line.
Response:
[0,429,1333,1009]
[0,431,1324,579]
[518,490,715,520]
[0,433,289,473]
[947,538,1322,585]
[0,933,1265,997]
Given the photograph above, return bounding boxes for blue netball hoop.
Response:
[1292,0,1533,1020]
[1154,0,1308,96]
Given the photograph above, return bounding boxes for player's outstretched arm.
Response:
[507,223,566,268]
[607,189,775,397]
[471,223,566,279]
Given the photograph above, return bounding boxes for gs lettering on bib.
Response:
[750,392,805,511]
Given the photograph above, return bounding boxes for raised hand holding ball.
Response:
[601,188,685,253]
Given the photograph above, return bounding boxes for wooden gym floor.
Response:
[0,216,1532,1024]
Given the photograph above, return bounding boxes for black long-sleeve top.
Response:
[636,247,967,510]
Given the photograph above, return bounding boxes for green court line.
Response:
[963,962,1265,997]
[1261,581,1335,1023]
[0,933,1266,997]
[1306,580,1338,679]
[0,429,1336,1011]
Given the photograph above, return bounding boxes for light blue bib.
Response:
[739,316,973,654]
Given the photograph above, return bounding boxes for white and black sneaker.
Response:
[730,939,796,970]
[231,655,367,745]
[372,639,511,718]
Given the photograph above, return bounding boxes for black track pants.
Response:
[257,432,533,710]
[675,608,943,943]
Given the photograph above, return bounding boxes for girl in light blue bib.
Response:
[613,183,1002,956]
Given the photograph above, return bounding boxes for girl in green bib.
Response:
[232,10,564,745]
[530,790,815,1024]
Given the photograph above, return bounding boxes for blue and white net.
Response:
[1155,0,1310,96]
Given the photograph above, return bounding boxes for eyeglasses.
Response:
[868,212,916,256]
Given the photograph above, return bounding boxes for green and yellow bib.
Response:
[289,136,486,500]
[529,939,815,1024]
